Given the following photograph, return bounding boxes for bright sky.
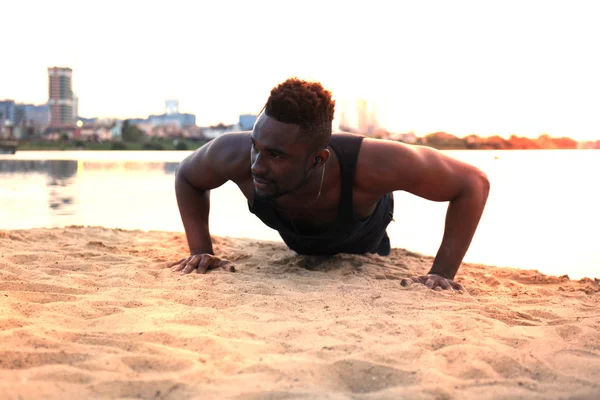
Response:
[1,0,599,140]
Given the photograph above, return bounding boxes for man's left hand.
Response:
[401,274,465,291]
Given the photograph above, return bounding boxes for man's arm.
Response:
[173,132,250,272]
[359,139,490,282]
[175,159,218,255]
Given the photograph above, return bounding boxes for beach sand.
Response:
[0,227,599,399]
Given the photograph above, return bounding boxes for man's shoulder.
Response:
[359,136,419,159]
[354,137,422,191]
[207,131,251,178]
[208,131,251,151]
[204,131,250,161]
[355,136,482,200]
[179,131,251,183]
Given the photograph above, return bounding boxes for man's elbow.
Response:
[175,158,193,188]
[174,163,186,184]
[470,168,490,201]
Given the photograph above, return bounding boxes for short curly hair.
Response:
[265,78,335,151]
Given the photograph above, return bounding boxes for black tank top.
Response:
[248,133,394,255]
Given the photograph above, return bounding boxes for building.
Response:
[75,119,121,142]
[0,100,16,122]
[48,67,76,128]
[165,100,179,115]
[127,118,148,125]
[79,124,112,141]
[148,113,196,128]
[239,114,257,130]
[73,94,78,124]
[14,104,50,126]
[146,99,196,128]
[14,104,50,137]
[110,121,123,141]
[201,123,238,139]
[0,100,50,138]
[78,117,97,125]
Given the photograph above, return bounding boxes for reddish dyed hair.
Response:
[265,78,335,150]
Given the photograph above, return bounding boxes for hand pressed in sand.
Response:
[169,254,235,274]
[401,274,466,291]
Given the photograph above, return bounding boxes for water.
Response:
[1,150,598,279]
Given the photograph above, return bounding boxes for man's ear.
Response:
[314,149,330,166]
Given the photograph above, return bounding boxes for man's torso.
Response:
[231,132,384,232]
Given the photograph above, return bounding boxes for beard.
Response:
[253,166,314,202]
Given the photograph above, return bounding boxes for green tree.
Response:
[111,141,128,150]
[121,120,146,143]
[175,140,189,150]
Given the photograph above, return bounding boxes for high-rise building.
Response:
[165,100,179,115]
[73,94,79,123]
[0,100,16,138]
[48,67,75,128]
[0,100,16,122]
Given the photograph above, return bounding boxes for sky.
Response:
[1,0,599,140]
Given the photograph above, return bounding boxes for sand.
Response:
[0,227,599,399]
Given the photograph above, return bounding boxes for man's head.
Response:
[264,77,335,151]
[250,78,336,200]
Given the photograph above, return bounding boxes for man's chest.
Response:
[238,177,379,225]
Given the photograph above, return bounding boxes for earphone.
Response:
[315,156,323,165]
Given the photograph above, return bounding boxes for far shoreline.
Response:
[8,138,597,152]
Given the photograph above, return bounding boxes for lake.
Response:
[1,149,598,279]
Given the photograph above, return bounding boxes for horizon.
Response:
[1,0,599,141]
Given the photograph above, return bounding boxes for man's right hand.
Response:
[169,254,236,274]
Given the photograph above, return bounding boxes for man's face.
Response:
[250,113,314,201]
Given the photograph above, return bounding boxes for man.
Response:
[170,78,489,290]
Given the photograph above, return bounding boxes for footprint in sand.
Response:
[31,369,94,385]
[120,355,193,373]
[478,307,542,327]
[325,359,417,393]
[44,303,125,320]
[8,292,78,304]
[0,282,90,295]
[59,332,145,354]
[0,351,88,369]
[7,254,40,264]
[556,325,583,341]
[551,349,600,381]
[0,318,29,330]
[89,379,193,399]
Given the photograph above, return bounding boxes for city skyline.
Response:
[1,0,599,140]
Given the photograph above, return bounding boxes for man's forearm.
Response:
[175,175,214,255]
[429,176,489,280]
